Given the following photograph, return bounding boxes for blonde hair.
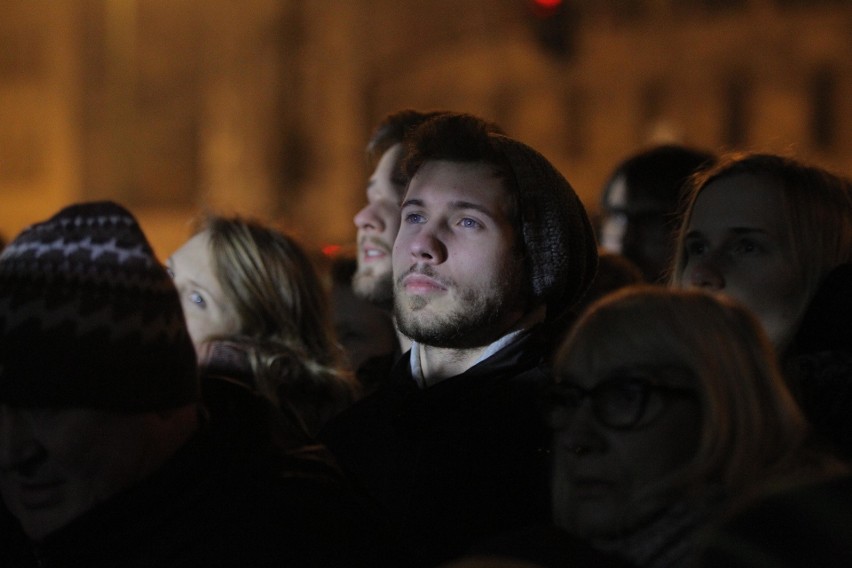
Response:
[201,215,359,436]
[555,287,840,499]
[670,153,852,354]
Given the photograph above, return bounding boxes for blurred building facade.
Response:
[0,0,849,255]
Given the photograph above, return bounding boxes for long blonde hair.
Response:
[201,215,359,436]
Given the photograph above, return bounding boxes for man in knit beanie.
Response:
[322,113,598,567]
[0,202,376,567]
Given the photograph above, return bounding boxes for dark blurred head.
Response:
[599,145,715,283]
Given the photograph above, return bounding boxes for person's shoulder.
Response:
[699,474,852,568]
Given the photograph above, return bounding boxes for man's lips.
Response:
[361,246,388,261]
[402,273,448,294]
[358,240,391,263]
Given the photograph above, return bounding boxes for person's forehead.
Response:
[690,173,785,229]
[404,160,511,209]
[170,231,210,262]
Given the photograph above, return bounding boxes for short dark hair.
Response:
[366,110,450,189]
[402,112,508,180]
[402,113,517,219]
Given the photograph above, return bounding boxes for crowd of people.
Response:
[0,110,850,567]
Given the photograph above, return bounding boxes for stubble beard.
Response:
[394,263,525,349]
[352,264,394,310]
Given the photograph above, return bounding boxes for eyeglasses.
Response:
[544,371,696,431]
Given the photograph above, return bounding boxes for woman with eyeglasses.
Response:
[548,286,845,568]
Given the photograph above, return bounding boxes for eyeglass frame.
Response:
[544,366,698,431]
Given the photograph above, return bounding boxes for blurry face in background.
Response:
[0,406,166,541]
[550,356,701,537]
[353,144,404,307]
[167,231,241,353]
[679,173,806,349]
[599,174,673,284]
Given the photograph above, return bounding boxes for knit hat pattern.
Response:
[492,134,599,322]
[0,201,198,410]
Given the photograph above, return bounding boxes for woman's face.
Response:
[679,173,806,349]
[550,356,702,537]
[167,230,241,353]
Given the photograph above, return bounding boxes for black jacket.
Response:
[699,474,852,568]
[0,377,378,567]
[321,330,554,567]
[786,263,852,458]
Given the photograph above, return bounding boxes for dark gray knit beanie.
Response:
[490,134,598,322]
[0,201,198,410]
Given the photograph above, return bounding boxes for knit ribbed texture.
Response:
[0,201,198,410]
[492,134,598,322]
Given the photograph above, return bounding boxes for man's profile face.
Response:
[352,144,404,306]
[0,405,163,540]
[392,160,527,348]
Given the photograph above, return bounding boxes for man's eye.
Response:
[190,292,206,307]
[459,218,480,229]
[404,213,425,224]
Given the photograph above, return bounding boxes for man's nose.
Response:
[554,402,607,458]
[408,226,447,264]
[354,203,384,233]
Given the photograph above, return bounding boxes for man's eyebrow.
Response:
[401,198,424,209]
[401,198,497,219]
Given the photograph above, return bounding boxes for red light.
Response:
[529,0,563,18]
[321,244,342,257]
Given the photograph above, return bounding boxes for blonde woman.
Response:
[670,152,852,455]
[168,215,359,437]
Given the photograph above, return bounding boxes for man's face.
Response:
[392,160,527,348]
[599,174,673,283]
[0,406,165,540]
[352,144,404,306]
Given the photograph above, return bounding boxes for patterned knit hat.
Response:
[490,134,599,322]
[0,201,198,410]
